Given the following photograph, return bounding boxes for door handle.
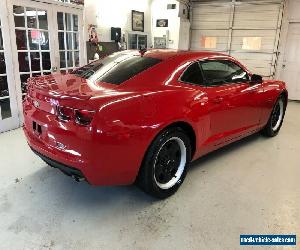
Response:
[212,96,224,104]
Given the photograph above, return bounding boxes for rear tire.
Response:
[261,94,286,137]
[137,127,191,199]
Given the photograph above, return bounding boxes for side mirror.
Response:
[250,74,263,84]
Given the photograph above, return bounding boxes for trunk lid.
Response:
[27,73,124,114]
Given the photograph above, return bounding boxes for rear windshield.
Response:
[71,53,161,84]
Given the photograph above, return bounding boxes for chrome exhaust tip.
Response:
[71,175,85,182]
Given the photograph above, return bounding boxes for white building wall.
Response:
[151,0,190,50]
[84,0,190,50]
[84,0,152,44]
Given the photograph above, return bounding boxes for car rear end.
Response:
[23,76,99,183]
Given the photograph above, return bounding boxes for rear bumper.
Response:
[23,124,94,182]
[22,97,144,186]
[31,147,86,182]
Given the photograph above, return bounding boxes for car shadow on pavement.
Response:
[189,132,266,170]
[27,165,156,203]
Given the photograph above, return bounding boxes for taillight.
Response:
[75,110,95,126]
[56,106,95,126]
[57,106,74,121]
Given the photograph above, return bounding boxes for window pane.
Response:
[201,60,249,85]
[60,52,66,68]
[201,36,217,49]
[40,31,49,50]
[0,53,6,74]
[66,32,72,50]
[0,29,4,50]
[32,72,41,77]
[57,12,64,30]
[13,6,25,27]
[0,98,12,120]
[138,35,147,49]
[181,62,203,85]
[30,52,41,71]
[20,74,30,94]
[15,30,27,50]
[42,52,51,70]
[26,8,37,29]
[74,51,79,67]
[28,30,49,50]
[242,37,262,50]
[72,55,161,85]
[67,52,73,68]
[0,75,9,97]
[58,32,65,50]
[73,15,78,31]
[128,34,137,49]
[65,14,72,31]
[73,33,79,49]
[18,52,30,72]
[28,30,39,50]
[38,10,48,30]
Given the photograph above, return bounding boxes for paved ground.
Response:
[0,102,299,250]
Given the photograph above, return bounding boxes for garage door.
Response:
[191,0,284,77]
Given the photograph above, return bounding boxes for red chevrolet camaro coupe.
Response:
[23,49,287,198]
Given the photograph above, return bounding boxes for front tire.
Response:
[261,95,286,137]
[137,127,191,199]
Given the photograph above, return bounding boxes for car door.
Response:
[199,59,261,145]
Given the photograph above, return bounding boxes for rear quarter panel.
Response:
[91,86,208,184]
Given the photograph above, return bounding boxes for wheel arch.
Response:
[135,120,197,186]
[161,121,197,159]
[281,90,288,107]
[142,120,197,164]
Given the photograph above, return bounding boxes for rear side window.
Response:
[200,60,249,86]
[98,57,161,84]
[72,54,161,85]
[180,62,204,85]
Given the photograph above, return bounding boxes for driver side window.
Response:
[200,60,249,86]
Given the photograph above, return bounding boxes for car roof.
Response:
[112,49,231,62]
[111,49,239,89]
[142,49,229,61]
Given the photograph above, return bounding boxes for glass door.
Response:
[8,0,56,126]
[7,0,84,127]
[12,4,54,100]
[0,2,20,133]
[54,5,84,73]
[128,33,147,50]
[137,35,147,50]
